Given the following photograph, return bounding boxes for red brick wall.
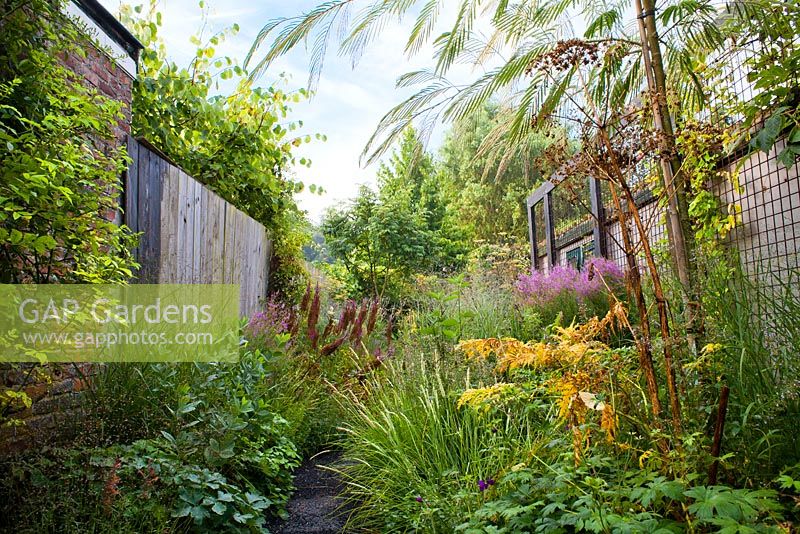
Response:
[0,364,96,455]
[61,40,133,146]
[0,31,136,456]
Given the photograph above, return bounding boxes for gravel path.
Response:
[268,451,351,534]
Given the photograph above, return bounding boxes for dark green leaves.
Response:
[748,107,800,168]
[750,107,787,154]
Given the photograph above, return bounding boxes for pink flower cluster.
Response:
[245,294,293,340]
[516,257,624,306]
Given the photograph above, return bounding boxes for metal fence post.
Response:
[527,200,538,271]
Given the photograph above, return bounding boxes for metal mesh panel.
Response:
[526,40,800,283]
[604,198,668,268]
[558,234,595,268]
[552,177,593,251]
[704,39,760,126]
[716,138,800,290]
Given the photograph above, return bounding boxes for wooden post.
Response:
[589,176,606,257]
[543,191,557,268]
[527,200,539,271]
[125,136,140,269]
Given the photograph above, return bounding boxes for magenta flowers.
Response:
[516,257,624,306]
[245,294,293,341]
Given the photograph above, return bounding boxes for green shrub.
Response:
[243,287,394,454]
[0,447,173,533]
[0,0,138,284]
[1,346,301,531]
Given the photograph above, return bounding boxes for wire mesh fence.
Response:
[717,138,800,292]
[528,144,800,283]
[526,39,800,289]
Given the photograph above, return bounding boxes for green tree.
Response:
[438,103,553,242]
[376,128,466,270]
[377,128,444,232]
[321,186,429,298]
[727,0,800,167]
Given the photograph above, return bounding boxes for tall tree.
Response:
[439,103,553,242]
[244,0,731,314]
[377,128,466,271]
[377,128,439,227]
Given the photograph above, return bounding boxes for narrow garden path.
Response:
[268,451,350,534]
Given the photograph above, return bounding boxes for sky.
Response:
[98,0,482,223]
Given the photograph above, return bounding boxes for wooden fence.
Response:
[124,137,271,316]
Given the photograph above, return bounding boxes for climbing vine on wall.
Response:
[676,121,741,248]
[0,0,138,284]
[121,2,322,295]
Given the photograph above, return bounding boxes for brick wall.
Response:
[0,364,96,455]
[61,43,133,145]
[0,4,138,456]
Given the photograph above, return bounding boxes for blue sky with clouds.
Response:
[99,0,481,222]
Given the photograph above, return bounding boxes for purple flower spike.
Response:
[516,257,624,307]
[478,479,488,492]
[415,495,423,503]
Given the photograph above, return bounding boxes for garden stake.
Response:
[708,384,730,485]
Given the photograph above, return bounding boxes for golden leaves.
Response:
[457,383,519,412]
[457,307,625,375]
[456,307,631,463]
[601,404,618,443]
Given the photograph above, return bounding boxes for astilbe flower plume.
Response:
[102,458,122,512]
[576,257,624,297]
[348,299,369,345]
[252,289,393,360]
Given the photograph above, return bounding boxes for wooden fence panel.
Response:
[176,170,192,284]
[124,138,272,316]
[209,198,225,283]
[159,165,180,283]
[191,179,203,284]
[124,136,139,260]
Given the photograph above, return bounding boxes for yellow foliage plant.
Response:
[456,304,630,463]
